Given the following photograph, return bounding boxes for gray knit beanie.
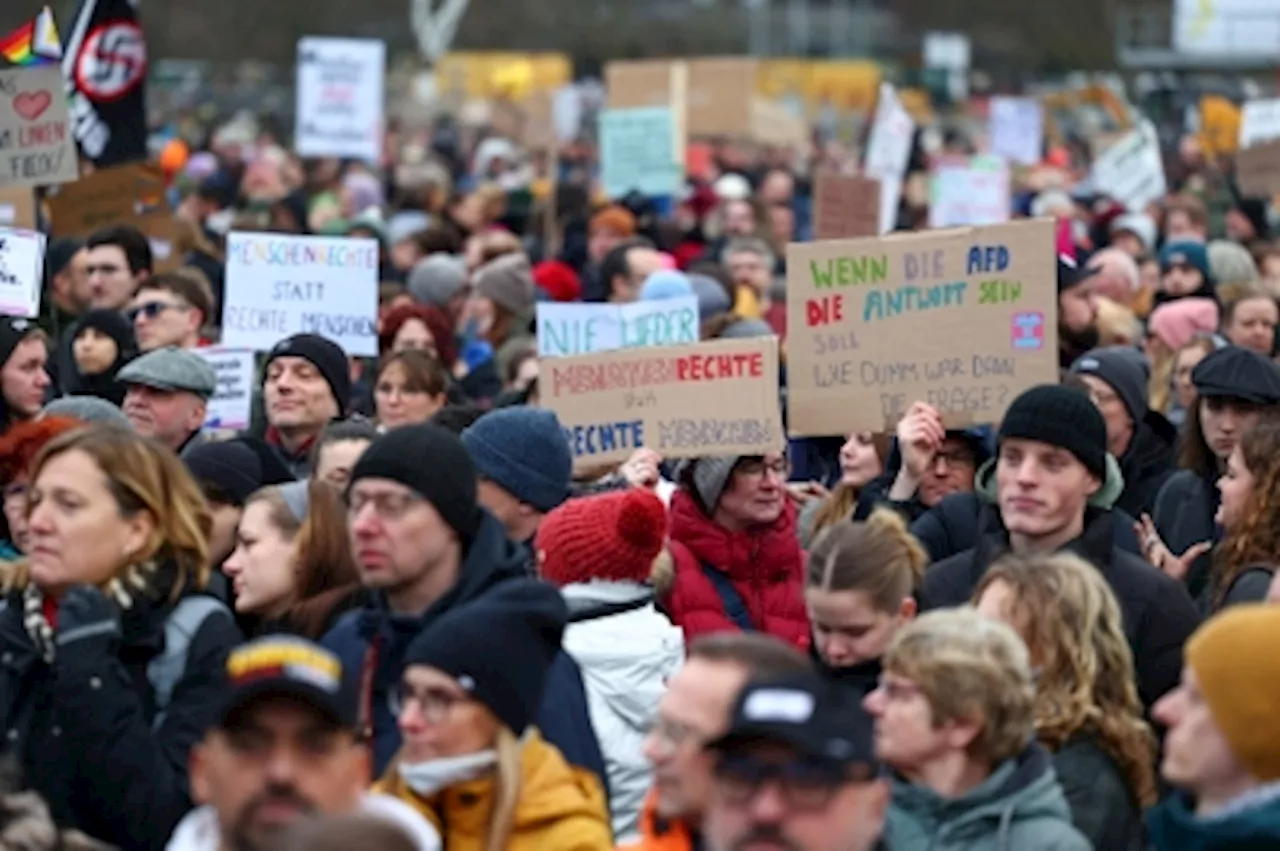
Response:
[408,253,468,308]
[688,456,743,513]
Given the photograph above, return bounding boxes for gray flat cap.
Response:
[42,396,132,428]
[117,347,217,399]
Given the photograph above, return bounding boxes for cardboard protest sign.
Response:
[1241,99,1280,149]
[989,97,1043,166]
[543,337,784,470]
[295,37,386,162]
[45,162,182,271]
[195,347,255,431]
[0,188,35,229]
[537,297,699,357]
[814,173,880,240]
[785,219,1058,436]
[1089,122,1166,212]
[863,84,915,234]
[929,156,1011,228]
[1236,139,1280,199]
[0,65,78,188]
[0,227,45,317]
[598,107,681,199]
[222,233,379,357]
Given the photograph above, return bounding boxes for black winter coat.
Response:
[1152,469,1218,602]
[1114,413,1177,519]
[922,508,1201,708]
[0,588,241,851]
[1052,732,1145,851]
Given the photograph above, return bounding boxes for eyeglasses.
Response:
[931,448,976,471]
[714,753,865,811]
[644,716,705,754]
[347,489,425,521]
[126,301,187,323]
[2,483,26,507]
[389,683,472,723]
[871,676,923,702]
[736,457,791,481]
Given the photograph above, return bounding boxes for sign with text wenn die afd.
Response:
[222,233,379,357]
[536,297,699,357]
[0,228,46,318]
[295,38,385,162]
[0,66,78,189]
[785,219,1058,436]
[544,337,784,470]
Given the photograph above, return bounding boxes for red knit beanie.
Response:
[532,260,582,303]
[536,488,667,586]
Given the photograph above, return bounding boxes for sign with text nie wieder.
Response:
[785,218,1058,436]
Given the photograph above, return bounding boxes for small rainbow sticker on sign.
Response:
[1011,311,1045,350]
[0,7,61,68]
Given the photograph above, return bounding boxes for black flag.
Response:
[61,0,147,167]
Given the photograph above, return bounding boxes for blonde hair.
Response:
[1147,335,1176,416]
[806,435,891,539]
[806,509,926,612]
[487,727,522,851]
[975,553,1157,806]
[1094,296,1142,346]
[883,609,1035,767]
[9,426,211,598]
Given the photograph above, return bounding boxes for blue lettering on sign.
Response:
[656,418,775,449]
[862,282,967,322]
[564,421,645,456]
[966,244,1010,274]
[540,317,603,357]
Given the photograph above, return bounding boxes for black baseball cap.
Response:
[218,636,357,730]
[708,674,879,774]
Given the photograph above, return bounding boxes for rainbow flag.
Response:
[0,7,61,67]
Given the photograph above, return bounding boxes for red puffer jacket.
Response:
[663,489,810,650]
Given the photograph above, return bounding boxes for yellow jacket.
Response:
[374,730,613,851]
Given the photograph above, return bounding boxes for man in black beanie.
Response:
[922,384,1199,710]
[321,424,608,791]
[262,333,350,476]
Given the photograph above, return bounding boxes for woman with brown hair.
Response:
[222,477,362,639]
[0,426,241,849]
[975,551,1157,851]
[0,417,85,560]
[804,509,925,699]
[1208,415,1280,611]
[798,431,889,547]
[374,351,451,431]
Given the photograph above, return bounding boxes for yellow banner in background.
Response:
[755,59,883,115]
[435,51,572,100]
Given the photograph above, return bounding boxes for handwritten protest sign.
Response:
[537,296,699,357]
[864,84,915,235]
[295,37,386,162]
[1240,98,1280,148]
[543,337,784,470]
[46,162,182,272]
[599,107,681,199]
[0,65,78,188]
[1089,122,1166,212]
[222,233,379,357]
[929,156,1011,228]
[785,219,1058,436]
[195,347,255,431]
[0,227,45,317]
[1237,138,1280,198]
[814,173,881,240]
[989,97,1043,166]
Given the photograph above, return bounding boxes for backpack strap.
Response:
[147,595,228,732]
[700,563,756,632]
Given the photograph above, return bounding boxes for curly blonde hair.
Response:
[975,552,1157,807]
[1213,416,1280,608]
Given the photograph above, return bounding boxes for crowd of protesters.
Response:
[0,78,1277,851]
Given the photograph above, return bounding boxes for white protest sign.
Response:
[222,232,379,357]
[537,296,700,357]
[598,106,681,199]
[295,37,386,162]
[929,156,1011,228]
[1089,122,1166,212]
[989,97,1043,166]
[1241,99,1280,149]
[863,84,915,235]
[195,347,255,431]
[0,227,45,317]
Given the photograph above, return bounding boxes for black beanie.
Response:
[403,578,567,734]
[264,333,351,414]
[76,309,136,357]
[0,317,38,367]
[185,436,297,506]
[998,384,1108,479]
[348,423,482,544]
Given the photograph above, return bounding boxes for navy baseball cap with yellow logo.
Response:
[219,636,357,730]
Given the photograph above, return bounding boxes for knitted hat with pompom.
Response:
[536,488,667,586]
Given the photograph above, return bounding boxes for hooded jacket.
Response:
[922,507,1201,709]
[885,743,1091,851]
[561,582,684,843]
[0,575,241,851]
[663,490,810,649]
[1147,789,1280,850]
[1114,410,1177,518]
[375,729,613,851]
[321,511,607,786]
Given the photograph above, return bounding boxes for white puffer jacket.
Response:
[561,581,684,844]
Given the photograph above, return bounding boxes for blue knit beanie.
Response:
[639,270,695,301]
[462,407,573,512]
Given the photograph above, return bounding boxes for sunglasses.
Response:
[126,301,188,323]
[713,752,871,810]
